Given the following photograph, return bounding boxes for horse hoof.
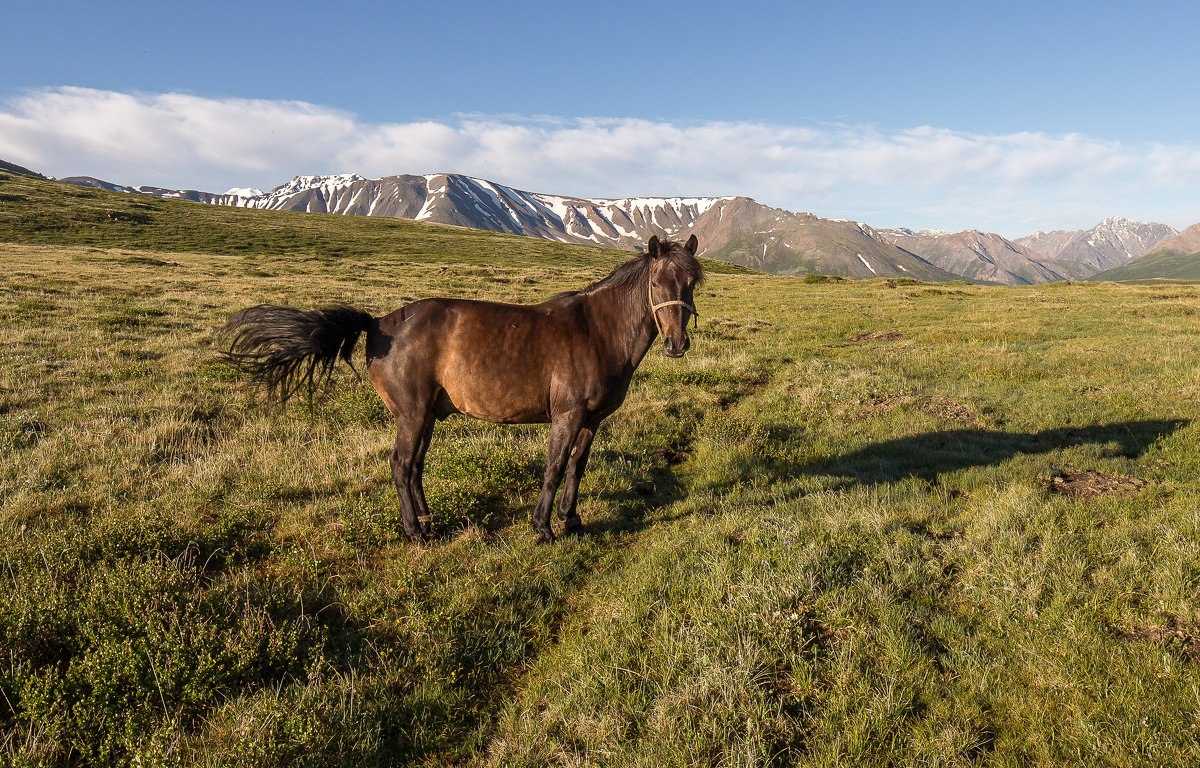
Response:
[563,519,585,536]
[535,530,556,545]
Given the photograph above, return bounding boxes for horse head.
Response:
[647,234,701,358]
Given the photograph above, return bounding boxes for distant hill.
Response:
[0,159,46,178]
[1091,223,1200,280]
[879,228,1090,285]
[1015,217,1176,271]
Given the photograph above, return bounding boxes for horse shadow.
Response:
[570,447,689,537]
[777,418,1188,489]
[516,418,1187,538]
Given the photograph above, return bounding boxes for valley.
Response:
[2,171,1200,765]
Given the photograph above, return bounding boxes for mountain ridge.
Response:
[1014,217,1177,271]
[54,170,961,280]
[28,161,1188,283]
[878,228,1092,285]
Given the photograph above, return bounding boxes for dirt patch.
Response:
[650,447,689,465]
[850,330,903,342]
[1119,619,1200,663]
[922,396,982,425]
[1045,468,1148,499]
[838,393,910,421]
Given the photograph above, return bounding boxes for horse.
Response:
[221,235,703,543]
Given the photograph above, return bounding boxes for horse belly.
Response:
[440,353,552,424]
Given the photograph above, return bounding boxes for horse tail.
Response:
[220,304,374,405]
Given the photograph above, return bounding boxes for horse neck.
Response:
[585,275,657,366]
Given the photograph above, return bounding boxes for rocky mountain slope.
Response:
[688,198,960,281]
[880,229,1093,285]
[1148,222,1200,256]
[1015,217,1177,271]
[1091,223,1200,280]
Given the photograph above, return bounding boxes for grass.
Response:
[2,177,1200,765]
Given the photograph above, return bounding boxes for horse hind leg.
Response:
[370,357,439,544]
[410,417,436,537]
[388,408,439,543]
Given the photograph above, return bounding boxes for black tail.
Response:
[220,304,374,405]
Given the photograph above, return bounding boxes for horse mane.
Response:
[580,238,705,295]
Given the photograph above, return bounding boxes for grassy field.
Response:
[2,174,1200,766]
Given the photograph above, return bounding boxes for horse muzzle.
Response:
[663,335,690,358]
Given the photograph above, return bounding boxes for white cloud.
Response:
[0,87,359,188]
[2,86,1199,234]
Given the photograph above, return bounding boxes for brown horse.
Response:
[222,235,703,543]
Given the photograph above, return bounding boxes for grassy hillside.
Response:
[1093,249,1200,281]
[3,178,1200,765]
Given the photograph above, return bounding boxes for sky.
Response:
[2,0,1200,237]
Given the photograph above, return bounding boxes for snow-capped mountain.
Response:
[1015,217,1177,271]
[200,172,730,251]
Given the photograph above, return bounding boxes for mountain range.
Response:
[1014,217,1178,271]
[44,167,1199,284]
[879,229,1089,284]
[59,172,961,281]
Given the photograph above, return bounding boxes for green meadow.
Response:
[2,172,1199,766]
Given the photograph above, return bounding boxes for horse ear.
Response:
[684,234,698,255]
[647,235,661,258]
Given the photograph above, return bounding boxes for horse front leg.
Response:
[557,420,599,535]
[533,411,586,544]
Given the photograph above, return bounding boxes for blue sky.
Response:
[3,0,1199,236]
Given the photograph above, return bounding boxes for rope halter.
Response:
[649,275,698,336]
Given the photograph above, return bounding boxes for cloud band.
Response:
[2,86,1197,235]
